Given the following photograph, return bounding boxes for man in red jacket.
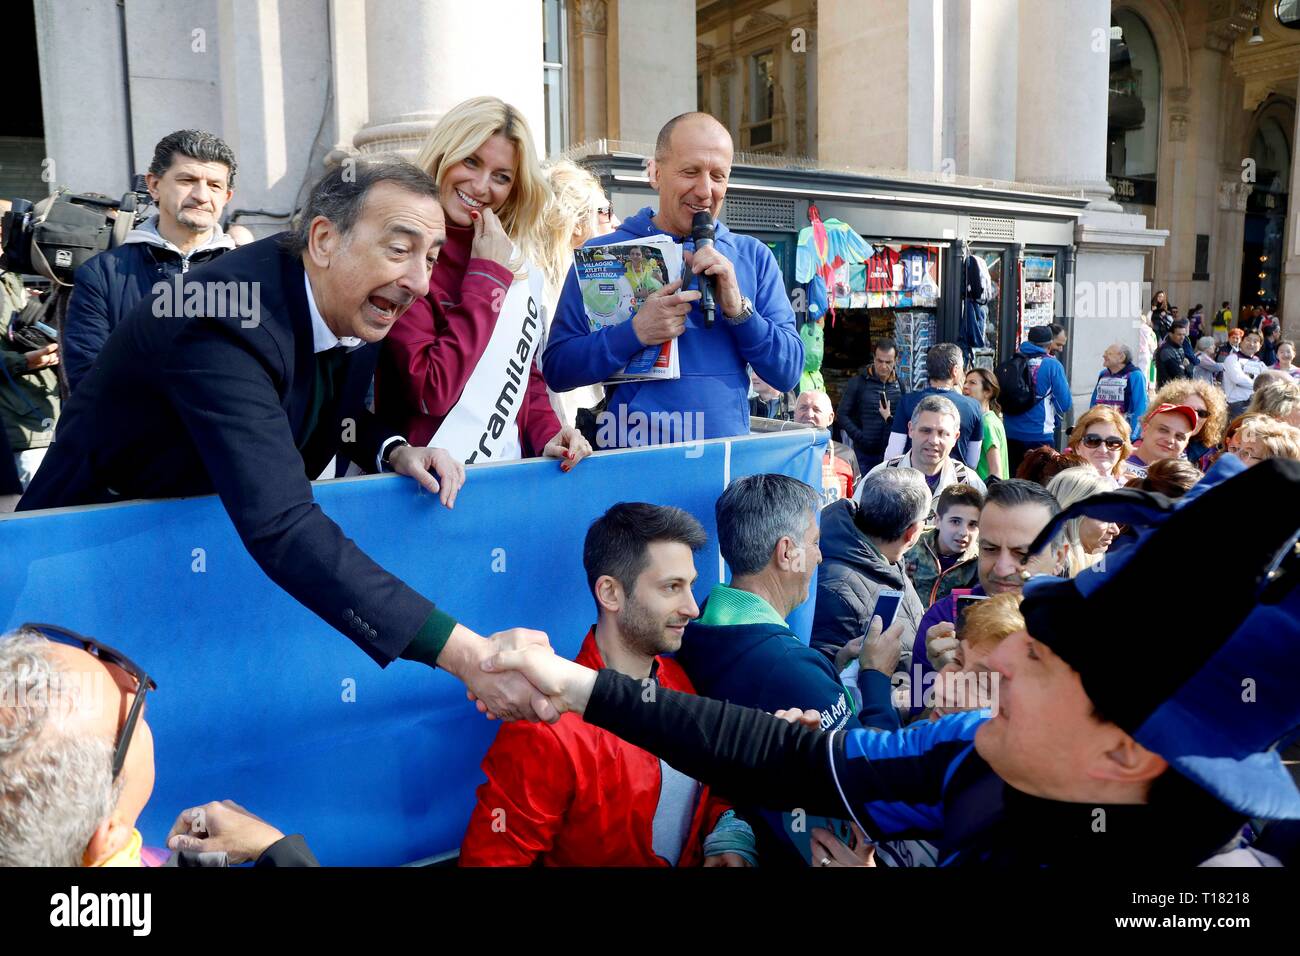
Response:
[459,503,754,866]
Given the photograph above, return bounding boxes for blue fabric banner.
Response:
[1,430,825,865]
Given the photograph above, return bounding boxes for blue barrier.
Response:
[1,430,825,865]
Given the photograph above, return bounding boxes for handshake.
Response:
[439,623,599,723]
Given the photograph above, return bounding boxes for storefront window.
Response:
[1107,11,1161,207]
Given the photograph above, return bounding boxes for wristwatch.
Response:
[380,438,410,471]
[725,296,755,324]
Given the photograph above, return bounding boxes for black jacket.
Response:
[582,670,1250,866]
[837,368,905,472]
[18,236,444,666]
[1155,337,1192,388]
[63,235,232,392]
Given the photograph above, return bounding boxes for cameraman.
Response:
[0,200,59,509]
[62,130,237,391]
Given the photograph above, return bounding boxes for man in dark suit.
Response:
[18,161,558,722]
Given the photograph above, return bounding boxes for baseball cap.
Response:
[1145,403,1199,431]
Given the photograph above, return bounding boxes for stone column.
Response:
[1283,71,1300,322]
[1016,1,1166,414]
[324,0,368,167]
[1015,0,1115,206]
[610,0,694,148]
[1213,178,1252,316]
[570,0,609,144]
[352,0,544,160]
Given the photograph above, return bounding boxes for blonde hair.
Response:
[537,159,606,299]
[1046,467,1114,577]
[414,97,550,270]
[1151,378,1228,447]
[1236,416,1300,462]
[959,592,1024,653]
[1246,378,1300,423]
[1067,405,1132,476]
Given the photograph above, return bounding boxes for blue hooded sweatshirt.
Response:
[1090,361,1148,436]
[542,208,803,443]
[1004,341,1071,442]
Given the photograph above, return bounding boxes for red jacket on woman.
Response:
[458,629,732,866]
[376,222,560,453]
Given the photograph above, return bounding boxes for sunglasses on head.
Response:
[24,623,156,780]
[1081,434,1125,450]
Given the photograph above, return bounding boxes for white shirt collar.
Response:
[304,271,362,354]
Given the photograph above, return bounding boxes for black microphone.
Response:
[691,211,716,328]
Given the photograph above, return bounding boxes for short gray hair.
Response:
[911,393,960,429]
[853,468,930,541]
[0,629,120,867]
[283,159,441,256]
[1110,342,1133,364]
[716,474,820,576]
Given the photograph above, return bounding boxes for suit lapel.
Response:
[280,249,317,445]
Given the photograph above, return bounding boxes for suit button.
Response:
[344,609,355,621]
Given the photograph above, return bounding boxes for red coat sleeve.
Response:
[458,721,575,867]
[384,259,513,419]
[520,359,562,456]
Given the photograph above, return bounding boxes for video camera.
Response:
[1,175,153,286]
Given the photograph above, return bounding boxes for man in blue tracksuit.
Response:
[1004,325,1072,474]
[542,113,802,445]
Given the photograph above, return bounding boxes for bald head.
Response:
[794,390,834,428]
[655,112,731,162]
[648,112,733,239]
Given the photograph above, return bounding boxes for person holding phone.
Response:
[838,338,906,474]
[674,474,900,867]
[813,469,927,713]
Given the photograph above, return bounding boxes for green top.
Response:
[977,409,1007,482]
[799,320,825,393]
[697,584,789,628]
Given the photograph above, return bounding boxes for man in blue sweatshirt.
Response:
[542,113,802,445]
[1004,325,1072,474]
[1090,343,1148,436]
[675,473,905,866]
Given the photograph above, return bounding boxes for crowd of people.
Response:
[1,100,1297,869]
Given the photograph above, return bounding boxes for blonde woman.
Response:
[1045,467,1119,577]
[1064,405,1131,486]
[1235,416,1300,466]
[536,159,613,426]
[376,96,590,468]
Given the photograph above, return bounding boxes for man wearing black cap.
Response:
[1004,325,1072,476]
[481,456,1300,865]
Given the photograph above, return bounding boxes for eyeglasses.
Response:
[596,205,613,219]
[1080,434,1125,450]
[23,623,156,780]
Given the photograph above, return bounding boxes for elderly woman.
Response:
[1045,467,1119,577]
[1064,405,1131,487]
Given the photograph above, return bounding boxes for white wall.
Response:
[615,0,696,145]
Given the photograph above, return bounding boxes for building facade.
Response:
[14,0,1299,407]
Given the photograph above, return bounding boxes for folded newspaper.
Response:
[573,235,682,383]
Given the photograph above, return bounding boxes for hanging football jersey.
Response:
[865,246,899,292]
[898,247,930,292]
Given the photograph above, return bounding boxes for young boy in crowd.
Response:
[904,483,983,609]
